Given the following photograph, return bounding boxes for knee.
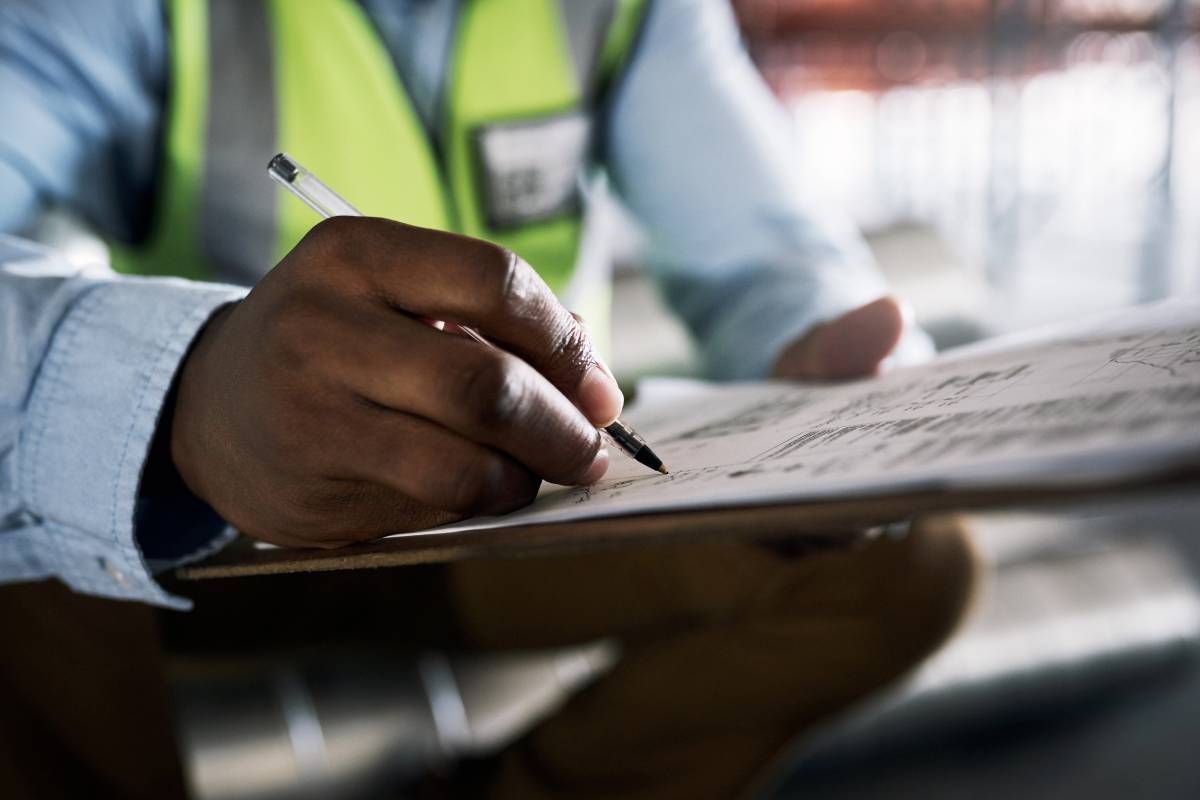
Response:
[875,513,982,664]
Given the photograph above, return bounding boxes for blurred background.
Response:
[738,0,1200,319]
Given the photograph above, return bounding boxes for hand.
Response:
[169,217,623,548]
[771,296,908,381]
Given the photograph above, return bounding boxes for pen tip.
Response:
[657,465,670,475]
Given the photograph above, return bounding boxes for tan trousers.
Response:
[0,517,978,799]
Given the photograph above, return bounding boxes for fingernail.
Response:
[578,366,624,426]
[580,447,610,485]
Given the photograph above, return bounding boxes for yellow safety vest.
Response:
[112,0,648,348]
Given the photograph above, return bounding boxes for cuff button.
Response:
[98,557,131,589]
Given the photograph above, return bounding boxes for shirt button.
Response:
[99,558,131,589]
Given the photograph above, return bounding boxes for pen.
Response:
[267,152,669,476]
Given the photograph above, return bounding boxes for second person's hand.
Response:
[168,217,624,548]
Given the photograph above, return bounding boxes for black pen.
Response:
[267,152,669,476]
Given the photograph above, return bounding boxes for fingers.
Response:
[254,435,535,548]
[334,408,544,517]
[178,218,623,552]
[323,306,610,487]
[816,297,906,378]
[259,484,464,549]
[772,296,907,380]
[301,216,623,425]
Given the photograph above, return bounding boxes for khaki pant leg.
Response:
[448,515,980,800]
[0,580,186,800]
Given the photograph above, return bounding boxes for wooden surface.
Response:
[177,469,1199,580]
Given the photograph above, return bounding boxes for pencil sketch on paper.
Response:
[391,302,1200,539]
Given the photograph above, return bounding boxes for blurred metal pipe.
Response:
[1138,0,1186,302]
[172,641,618,800]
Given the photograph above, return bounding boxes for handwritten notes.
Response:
[392,300,1200,539]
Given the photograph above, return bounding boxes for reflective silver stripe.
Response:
[557,0,618,100]
[201,0,278,285]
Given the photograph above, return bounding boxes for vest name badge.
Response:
[473,110,592,230]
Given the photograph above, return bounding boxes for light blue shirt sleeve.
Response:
[0,0,242,607]
[0,237,245,609]
[606,0,933,379]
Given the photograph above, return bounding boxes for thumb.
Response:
[773,296,908,380]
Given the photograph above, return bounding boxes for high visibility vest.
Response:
[112,0,647,348]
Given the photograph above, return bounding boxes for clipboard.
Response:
[177,468,1199,580]
[179,301,1200,581]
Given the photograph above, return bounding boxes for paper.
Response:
[393,300,1200,538]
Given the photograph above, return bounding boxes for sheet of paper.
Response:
[391,300,1200,538]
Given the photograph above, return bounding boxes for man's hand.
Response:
[771,296,908,381]
[169,217,623,548]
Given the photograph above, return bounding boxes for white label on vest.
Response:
[474,111,591,229]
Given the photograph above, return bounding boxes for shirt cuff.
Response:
[17,277,246,609]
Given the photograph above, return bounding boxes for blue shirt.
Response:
[0,0,928,608]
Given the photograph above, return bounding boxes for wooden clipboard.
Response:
[176,468,1199,580]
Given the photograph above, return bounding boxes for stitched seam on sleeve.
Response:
[107,295,218,556]
[21,283,104,516]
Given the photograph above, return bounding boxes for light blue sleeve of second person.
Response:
[605,0,933,380]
